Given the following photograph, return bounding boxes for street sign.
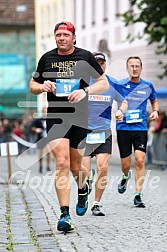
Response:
[0,142,19,156]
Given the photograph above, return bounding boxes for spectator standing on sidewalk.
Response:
[20,118,31,152]
[31,107,51,173]
[0,121,5,143]
[13,121,22,154]
[2,118,12,142]
[82,52,127,216]
[27,114,36,155]
[154,111,167,133]
[146,118,155,165]
[30,21,109,232]
[116,56,159,208]
[153,111,167,170]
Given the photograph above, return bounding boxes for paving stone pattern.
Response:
[0,154,167,252]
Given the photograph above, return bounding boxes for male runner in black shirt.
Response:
[30,21,109,232]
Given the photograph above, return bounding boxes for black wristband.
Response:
[83,87,89,96]
[154,110,159,115]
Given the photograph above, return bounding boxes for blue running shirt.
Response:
[116,78,157,131]
[88,75,125,130]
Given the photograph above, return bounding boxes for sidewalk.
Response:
[0,152,167,252]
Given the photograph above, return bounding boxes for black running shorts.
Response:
[46,121,87,149]
[117,130,148,158]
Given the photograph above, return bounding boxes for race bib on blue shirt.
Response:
[55,79,80,97]
[86,132,105,144]
[126,109,142,123]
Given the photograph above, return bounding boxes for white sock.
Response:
[93,201,100,206]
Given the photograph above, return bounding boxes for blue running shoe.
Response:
[87,168,95,194]
[57,214,74,232]
[134,193,145,208]
[118,170,131,194]
[76,182,89,216]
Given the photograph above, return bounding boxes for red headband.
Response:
[54,22,75,34]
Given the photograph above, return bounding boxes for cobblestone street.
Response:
[0,153,167,252]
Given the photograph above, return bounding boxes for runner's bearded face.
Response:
[55,29,76,53]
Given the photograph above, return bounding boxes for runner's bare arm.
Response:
[150,99,159,120]
[115,99,128,122]
[68,73,109,103]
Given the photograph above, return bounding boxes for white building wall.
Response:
[35,0,74,61]
[35,0,74,112]
[75,1,167,91]
[34,0,167,112]
[74,0,147,66]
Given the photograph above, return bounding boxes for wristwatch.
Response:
[83,87,89,96]
[153,110,159,115]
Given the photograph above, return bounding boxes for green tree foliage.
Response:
[122,0,167,78]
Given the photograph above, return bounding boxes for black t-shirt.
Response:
[33,47,104,130]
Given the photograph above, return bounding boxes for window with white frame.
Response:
[92,0,96,25]
[82,0,86,29]
[115,0,120,19]
[103,0,108,22]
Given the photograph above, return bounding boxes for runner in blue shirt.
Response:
[116,56,159,208]
[82,52,127,216]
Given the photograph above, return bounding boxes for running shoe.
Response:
[76,182,89,216]
[91,205,105,216]
[86,168,95,194]
[118,170,131,194]
[134,193,145,208]
[57,213,74,232]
